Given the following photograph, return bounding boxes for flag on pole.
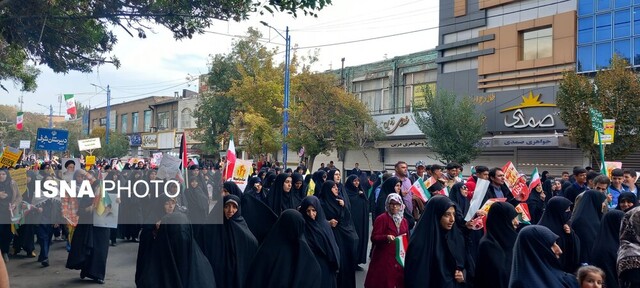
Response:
[410,178,431,202]
[179,133,188,185]
[94,172,112,216]
[395,234,409,267]
[225,135,236,181]
[528,167,541,191]
[16,112,23,130]
[64,94,77,116]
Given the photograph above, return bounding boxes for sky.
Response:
[1,0,439,115]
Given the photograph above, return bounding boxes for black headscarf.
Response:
[291,173,308,199]
[266,173,302,215]
[244,209,322,288]
[263,172,276,191]
[344,174,370,265]
[591,209,625,288]
[375,177,400,220]
[449,182,470,219]
[298,196,340,274]
[570,190,606,264]
[509,225,579,288]
[327,169,351,209]
[319,180,359,288]
[475,202,518,288]
[312,170,326,196]
[243,176,260,194]
[137,212,216,288]
[616,192,638,212]
[538,196,581,273]
[221,195,258,288]
[405,195,466,288]
[223,181,243,198]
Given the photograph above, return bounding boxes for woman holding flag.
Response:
[364,193,409,288]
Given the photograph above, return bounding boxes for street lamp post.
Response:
[261,22,290,169]
[91,84,111,144]
[37,103,53,160]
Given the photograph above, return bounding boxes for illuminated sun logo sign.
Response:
[500,91,557,112]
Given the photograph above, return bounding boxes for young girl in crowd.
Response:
[577,266,604,288]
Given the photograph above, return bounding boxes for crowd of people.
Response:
[0,158,639,288]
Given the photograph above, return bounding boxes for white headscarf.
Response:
[385,193,405,232]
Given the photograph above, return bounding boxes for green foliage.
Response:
[56,119,83,157]
[193,93,237,152]
[288,72,375,170]
[89,127,129,159]
[413,89,485,165]
[0,0,330,92]
[0,105,47,148]
[557,55,640,161]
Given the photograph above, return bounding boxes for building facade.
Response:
[437,0,589,175]
[88,96,172,157]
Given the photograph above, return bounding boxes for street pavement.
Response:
[7,237,370,287]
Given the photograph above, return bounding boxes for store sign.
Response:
[129,133,142,146]
[493,137,559,147]
[501,91,556,129]
[374,140,429,149]
[157,131,175,149]
[141,133,158,149]
[372,113,423,137]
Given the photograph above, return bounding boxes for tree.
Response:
[89,127,129,159]
[195,28,285,157]
[0,0,331,92]
[0,104,47,148]
[413,89,485,165]
[288,72,375,170]
[192,92,237,152]
[57,119,83,157]
[557,55,640,163]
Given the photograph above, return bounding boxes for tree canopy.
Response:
[557,55,640,162]
[0,0,332,92]
[413,89,485,165]
[89,126,129,159]
[196,28,375,166]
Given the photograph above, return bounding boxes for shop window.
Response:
[521,27,553,60]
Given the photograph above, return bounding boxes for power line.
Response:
[285,0,571,51]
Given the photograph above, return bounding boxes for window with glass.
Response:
[578,46,594,72]
[143,110,152,132]
[598,0,611,11]
[100,117,107,126]
[181,108,192,128]
[404,71,436,113]
[157,111,169,130]
[579,17,594,44]
[132,112,139,133]
[521,27,553,60]
[353,78,391,115]
[121,114,128,134]
[614,39,631,62]
[596,42,613,69]
[614,10,630,38]
[579,0,595,16]
[172,110,178,129]
[596,13,612,41]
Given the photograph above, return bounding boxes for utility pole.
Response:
[18,95,23,111]
[106,85,111,144]
[58,94,62,116]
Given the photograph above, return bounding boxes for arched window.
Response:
[181,108,192,128]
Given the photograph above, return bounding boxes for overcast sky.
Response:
[1,0,439,115]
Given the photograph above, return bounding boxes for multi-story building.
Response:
[88,96,172,157]
[436,0,589,175]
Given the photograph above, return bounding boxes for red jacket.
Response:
[364,213,409,288]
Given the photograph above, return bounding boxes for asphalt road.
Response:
[7,237,370,287]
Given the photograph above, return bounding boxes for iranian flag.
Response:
[410,178,431,202]
[395,234,409,267]
[64,94,76,116]
[16,112,23,130]
[225,135,236,181]
[528,167,541,191]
